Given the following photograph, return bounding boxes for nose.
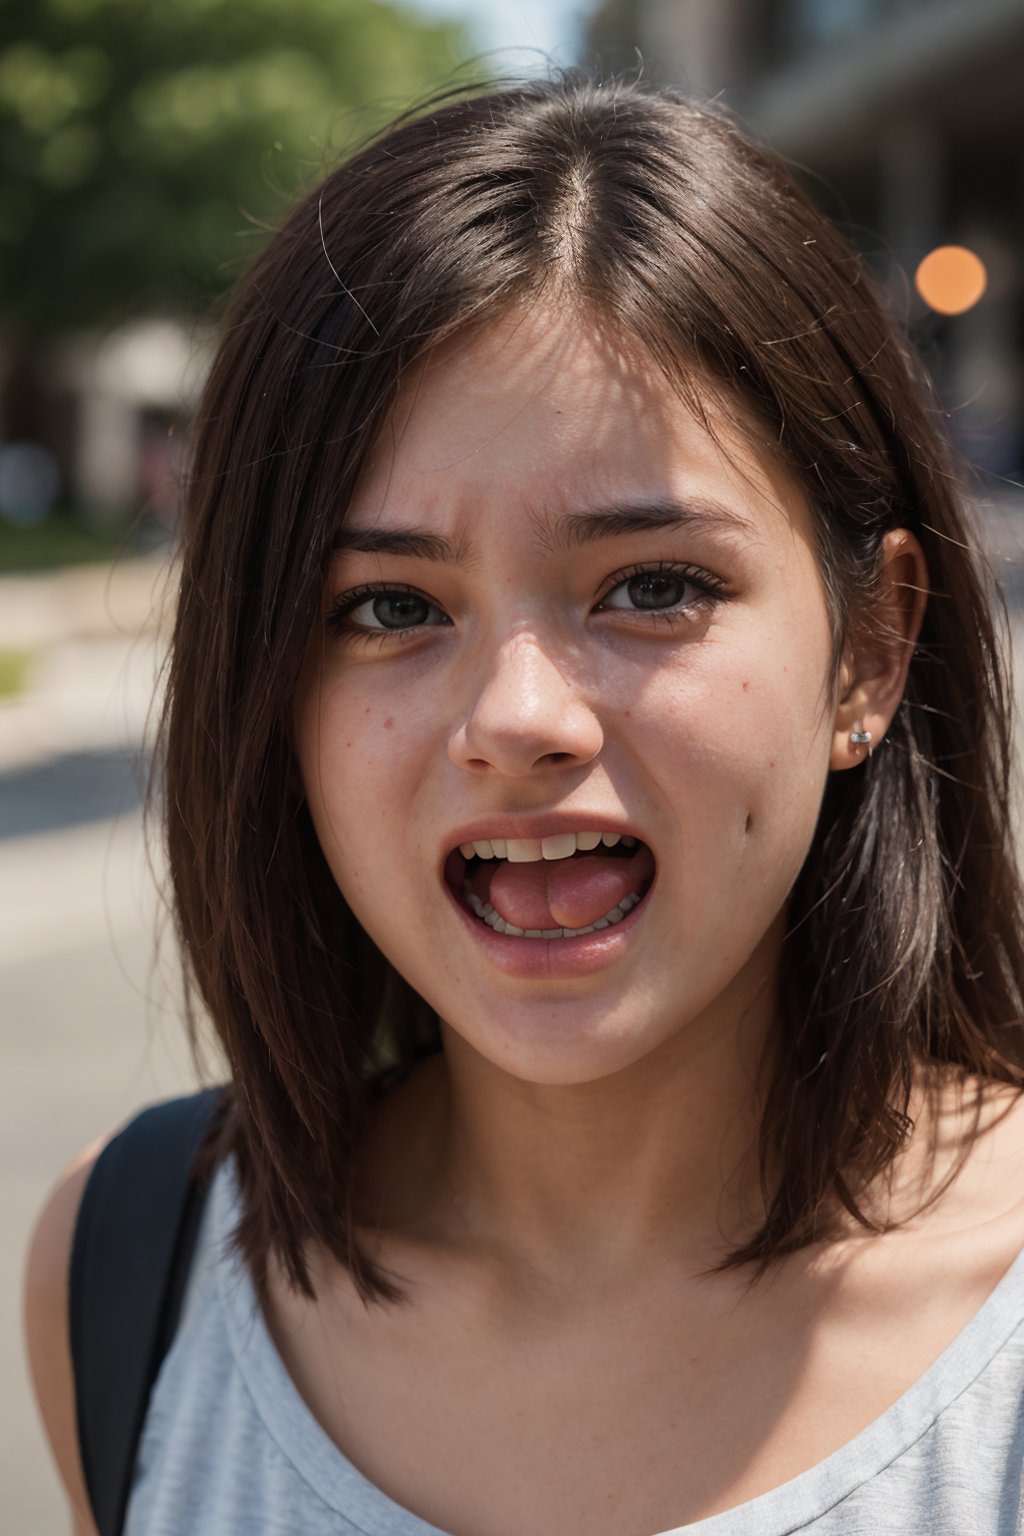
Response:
[448,630,604,778]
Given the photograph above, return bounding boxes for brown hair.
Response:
[157,69,1024,1306]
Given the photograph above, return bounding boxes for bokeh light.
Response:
[915,245,988,316]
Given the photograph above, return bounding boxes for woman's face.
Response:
[295,309,840,1086]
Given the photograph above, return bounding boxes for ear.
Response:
[830,528,928,771]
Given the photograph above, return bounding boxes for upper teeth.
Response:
[457,831,637,862]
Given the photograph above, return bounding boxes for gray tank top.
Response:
[124,1156,1024,1534]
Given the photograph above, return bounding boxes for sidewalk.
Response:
[0,555,197,1536]
[0,555,174,774]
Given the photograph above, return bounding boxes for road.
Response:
[0,603,214,1535]
[2,811,211,1534]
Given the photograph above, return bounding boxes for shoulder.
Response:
[24,1136,112,1536]
[25,1090,226,1536]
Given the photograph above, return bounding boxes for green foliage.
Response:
[0,507,150,570]
[0,645,32,692]
[0,0,470,334]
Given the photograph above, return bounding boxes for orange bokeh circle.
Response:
[915,245,988,316]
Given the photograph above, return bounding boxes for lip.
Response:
[440,814,656,979]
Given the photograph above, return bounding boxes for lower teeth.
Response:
[461,886,643,938]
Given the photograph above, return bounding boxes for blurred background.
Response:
[3,0,1023,1527]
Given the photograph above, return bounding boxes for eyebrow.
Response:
[551,498,754,551]
[330,498,754,562]
[330,526,459,560]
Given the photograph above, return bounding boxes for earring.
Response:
[850,725,873,756]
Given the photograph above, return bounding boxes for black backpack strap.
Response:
[69,1087,224,1536]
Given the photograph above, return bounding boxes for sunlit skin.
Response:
[294,306,925,1276]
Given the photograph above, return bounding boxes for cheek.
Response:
[735,686,835,933]
[630,636,834,867]
[294,681,434,887]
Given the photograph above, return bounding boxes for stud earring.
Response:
[850,725,872,756]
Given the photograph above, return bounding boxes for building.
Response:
[585,0,1024,479]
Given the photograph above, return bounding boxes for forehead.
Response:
[347,305,811,548]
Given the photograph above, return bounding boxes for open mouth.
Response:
[443,831,656,941]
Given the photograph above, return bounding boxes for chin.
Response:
[436,992,686,1089]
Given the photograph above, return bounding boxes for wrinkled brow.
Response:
[331,498,754,562]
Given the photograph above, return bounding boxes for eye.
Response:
[326,583,450,636]
[596,562,727,617]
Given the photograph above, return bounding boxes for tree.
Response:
[0,0,470,330]
[0,0,469,444]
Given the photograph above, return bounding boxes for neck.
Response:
[379,962,781,1288]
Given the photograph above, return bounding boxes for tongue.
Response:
[468,848,652,931]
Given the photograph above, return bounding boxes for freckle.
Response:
[384,716,394,730]
[345,740,352,749]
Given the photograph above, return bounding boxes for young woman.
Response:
[25,71,1024,1536]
